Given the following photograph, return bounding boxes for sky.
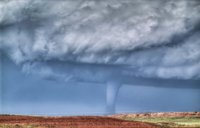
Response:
[1,55,200,115]
[0,0,200,115]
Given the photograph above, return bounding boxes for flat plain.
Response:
[0,112,200,128]
[111,112,200,128]
[0,115,159,128]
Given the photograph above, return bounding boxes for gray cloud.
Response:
[1,0,200,115]
[0,0,200,80]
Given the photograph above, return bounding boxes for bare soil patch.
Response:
[0,115,159,128]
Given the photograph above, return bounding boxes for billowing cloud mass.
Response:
[0,0,200,81]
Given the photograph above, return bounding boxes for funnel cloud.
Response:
[106,81,121,114]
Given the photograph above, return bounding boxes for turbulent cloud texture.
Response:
[0,0,200,81]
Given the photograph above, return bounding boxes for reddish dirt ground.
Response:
[0,115,159,128]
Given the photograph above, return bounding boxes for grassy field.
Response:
[1,113,200,128]
[121,116,200,128]
[1,117,200,128]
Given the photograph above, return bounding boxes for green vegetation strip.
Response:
[122,116,200,128]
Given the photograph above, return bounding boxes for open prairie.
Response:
[0,112,200,128]
[0,115,159,128]
[111,112,200,128]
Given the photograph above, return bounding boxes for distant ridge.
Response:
[110,112,200,118]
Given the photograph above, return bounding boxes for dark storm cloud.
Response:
[1,0,200,115]
[0,0,200,80]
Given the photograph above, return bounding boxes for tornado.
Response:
[106,81,122,115]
